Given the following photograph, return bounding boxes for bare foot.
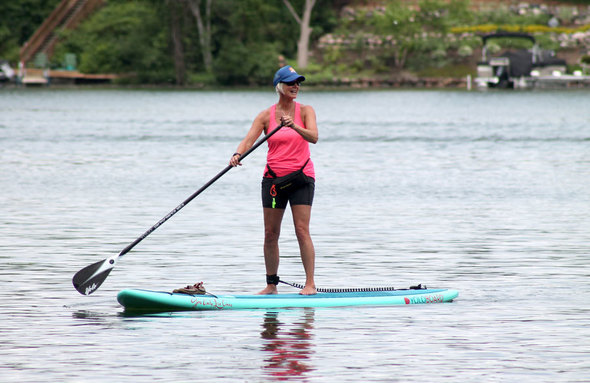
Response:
[257,285,278,295]
[299,285,317,295]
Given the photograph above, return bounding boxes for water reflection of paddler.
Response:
[260,310,316,379]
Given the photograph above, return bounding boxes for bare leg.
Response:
[258,207,285,294]
[291,204,317,295]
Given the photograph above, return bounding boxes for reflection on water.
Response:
[72,310,110,321]
[261,310,316,380]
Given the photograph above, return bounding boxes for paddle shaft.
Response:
[118,122,284,258]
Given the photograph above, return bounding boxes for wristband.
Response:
[233,152,241,157]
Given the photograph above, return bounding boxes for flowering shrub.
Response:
[450,24,590,50]
[451,24,590,34]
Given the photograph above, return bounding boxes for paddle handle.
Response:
[118,122,284,257]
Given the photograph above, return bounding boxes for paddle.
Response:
[73,122,285,295]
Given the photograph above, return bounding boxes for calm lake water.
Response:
[1,87,589,382]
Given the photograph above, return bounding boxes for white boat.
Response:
[475,32,590,89]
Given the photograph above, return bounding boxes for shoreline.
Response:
[4,75,590,90]
[1,76,471,90]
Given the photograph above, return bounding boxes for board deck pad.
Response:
[117,288,459,312]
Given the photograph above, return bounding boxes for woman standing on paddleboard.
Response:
[230,66,318,295]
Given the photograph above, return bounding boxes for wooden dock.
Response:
[20,68,117,86]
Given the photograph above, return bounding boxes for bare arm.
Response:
[279,104,318,144]
[229,109,269,166]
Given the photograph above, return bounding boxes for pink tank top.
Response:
[264,102,315,179]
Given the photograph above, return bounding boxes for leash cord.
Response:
[279,280,425,293]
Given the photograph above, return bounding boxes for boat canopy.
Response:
[482,32,536,45]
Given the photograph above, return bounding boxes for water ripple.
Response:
[1,89,589,382]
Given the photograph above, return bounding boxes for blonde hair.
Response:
[275,83,285,95]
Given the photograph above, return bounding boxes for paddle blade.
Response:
[72,256,117,295]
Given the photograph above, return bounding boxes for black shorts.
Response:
[261,176,315,209]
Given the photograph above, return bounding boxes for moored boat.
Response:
[475,32,590,89]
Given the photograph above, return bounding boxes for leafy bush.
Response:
[213,40,280,86]
[458,45,473,57]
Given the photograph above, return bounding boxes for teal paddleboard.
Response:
[117,288,458,312]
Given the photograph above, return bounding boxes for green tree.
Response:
[186,0,214,73]
[211,0,336,83]
[282,0,317,68]
[56,1,173,83]
[0,0,61,63]
[210,0,290,85]
[373,1,422,69]
[168,0,187,85]
[8,0,339,85]
[214,40,280,85]
[371,0,472,71]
